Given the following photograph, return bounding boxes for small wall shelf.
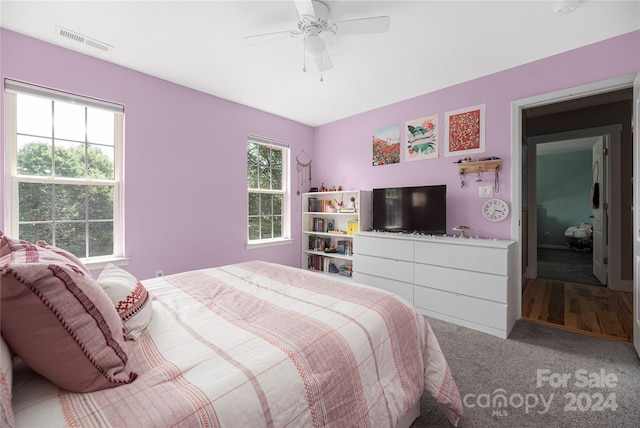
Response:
[456,159,503,174]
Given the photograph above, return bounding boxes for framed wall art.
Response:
[405,114,438,161]
[444,104,485,157]
[372,123,400,166]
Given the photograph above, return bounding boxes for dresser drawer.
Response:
[414,241,508,275]
[414,263,508,303]
[414,286,508,331]
[354,254,414,284]
[353,272,414,304]
[354,235,413,261]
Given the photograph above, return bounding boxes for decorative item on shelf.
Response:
[452,225,472,237]
[455,156,502,191]
[328,229,347,235]
[328,262,340,274]
[339,196,356,213]
[347,219,359,235]
[295,150,312,196]
[326,219,335,231]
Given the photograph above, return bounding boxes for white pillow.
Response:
[98,264,153,341]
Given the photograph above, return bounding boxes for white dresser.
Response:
[353,232,517,338]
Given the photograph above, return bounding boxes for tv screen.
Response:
[372,185,446,234]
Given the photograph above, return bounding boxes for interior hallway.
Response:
[522,277,633,343]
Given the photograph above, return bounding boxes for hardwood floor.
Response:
[522,278,633,343]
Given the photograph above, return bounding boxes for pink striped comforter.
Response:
[12,261,462,427]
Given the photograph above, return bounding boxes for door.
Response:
[592,138,607,284]
[633,72,640,357]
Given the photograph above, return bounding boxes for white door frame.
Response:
[632,72,640,358]
[510,73,637,320]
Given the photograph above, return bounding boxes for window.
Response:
[246,136,291,247]
[4,80,125,266]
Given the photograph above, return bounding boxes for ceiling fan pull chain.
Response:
[302,36,307,72]
[320,56,324,82]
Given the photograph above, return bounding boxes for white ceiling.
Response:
[1,0,638,127]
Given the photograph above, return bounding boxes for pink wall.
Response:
[313,30,640,239]
[0,29,314,279]
[2,29,639,277]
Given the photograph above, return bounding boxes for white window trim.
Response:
[3,80,127,267]
[246,238,294,250]
[246,135,291,248]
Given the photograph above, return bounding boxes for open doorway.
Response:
[519,87,634,342]
[523,92,632,292]
[535,136,603,287]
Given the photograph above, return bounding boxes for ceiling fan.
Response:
[243,0,390,77]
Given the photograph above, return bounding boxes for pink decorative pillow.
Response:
[35,240,90,274]
[98,264,153,341]
[0,233,136,393]
[0,336,14,428]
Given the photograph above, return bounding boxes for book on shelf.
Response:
[308,236,331,252]
[306,255,349,276]
[336,240,352,256]
[309,217,335,232]
[307,198,334,213]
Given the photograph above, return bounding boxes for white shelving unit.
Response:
[301,190,371,278]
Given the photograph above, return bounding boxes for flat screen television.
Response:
[372,185,446,234]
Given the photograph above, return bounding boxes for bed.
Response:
[1,233,462,427]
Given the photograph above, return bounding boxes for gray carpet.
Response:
[413,317,640,427]
[537,247,602,286]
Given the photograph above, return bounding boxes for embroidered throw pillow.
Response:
[35,240,90,274]
[0,233,136,393]
[98,264,153,341]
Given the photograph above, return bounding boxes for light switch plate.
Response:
[479,186,493,198]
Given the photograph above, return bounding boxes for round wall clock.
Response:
[482,198,509,222]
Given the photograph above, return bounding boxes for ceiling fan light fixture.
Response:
[304,34,326,57]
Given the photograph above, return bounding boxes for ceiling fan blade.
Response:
[294,0,316,20]
[315,50,332,72]
[333,16,390,35]
[243,30,297,46]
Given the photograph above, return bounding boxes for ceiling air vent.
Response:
[55,25,113,53]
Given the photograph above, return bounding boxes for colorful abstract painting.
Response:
[405,115,438,161]
[372,124,400,166]
[444,104,485,157]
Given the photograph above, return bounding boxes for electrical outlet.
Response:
[155,270,163,277]
[479,186,493,198]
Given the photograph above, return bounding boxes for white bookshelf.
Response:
[301,190,371,278]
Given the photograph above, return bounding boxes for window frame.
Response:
[3,79,128,270]
[246,135,292,249]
